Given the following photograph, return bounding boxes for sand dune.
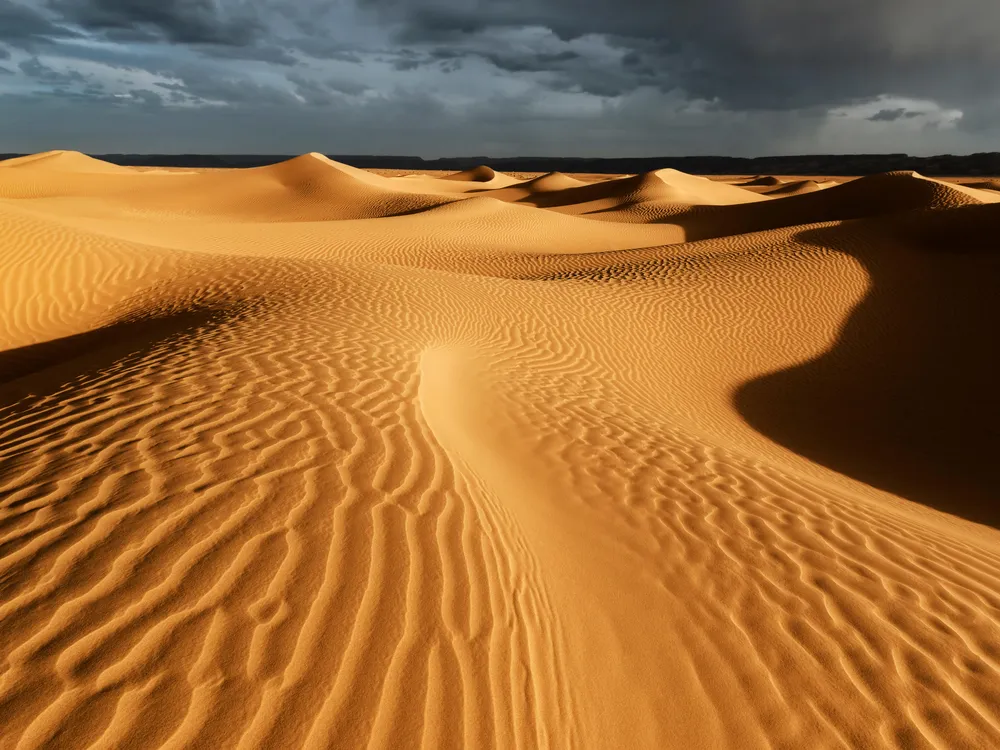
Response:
[519,171,588,191]
[474,171,590,203]
[963,179,1000,193]
[764,179,835,196]
[739,175,785,187]
[1,152,999,749]
[601,170,1000,241]
[482,168,767,227]
[0,150,135,174]
[440,165,498,182]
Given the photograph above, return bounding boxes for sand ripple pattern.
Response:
[1,153,999,749]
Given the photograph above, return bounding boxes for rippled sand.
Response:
[2,150,999,749]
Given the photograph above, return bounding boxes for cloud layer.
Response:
[1,0,998,155]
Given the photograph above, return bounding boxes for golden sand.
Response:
[1,151,999,749]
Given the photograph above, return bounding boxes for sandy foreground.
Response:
[1,150,999,749]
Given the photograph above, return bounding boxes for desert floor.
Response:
[1,151,1000,749]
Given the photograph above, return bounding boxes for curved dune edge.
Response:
[0,150,136,174]
[739,175,784,187]
[440,165,497,182]
[1,152,999,749]
[764,179,832,196]
[964,178,1000,192]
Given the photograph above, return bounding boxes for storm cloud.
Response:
[46,0,266,45]
[1,0,998,155]
[358,0,1000,108]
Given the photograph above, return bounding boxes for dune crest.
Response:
[1,152,999,749]
[739,175,784,187]
[441,165,497,182]
[765,179,828,196]
[964,178,1000,192]
[0,150,134,174]
[528,171,587,190]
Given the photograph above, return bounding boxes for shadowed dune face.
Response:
[0,310,223,396]
[764,179,830,196]
[964,179,1000,192]
[441,165,497,182]
[739,175,784,187]
[2,151,1000,749]
[656,171,1000,241]
[735,206,1000,527]
[515,167,768,210]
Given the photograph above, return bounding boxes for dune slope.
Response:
[1,153,999,750]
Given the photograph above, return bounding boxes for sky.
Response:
[1,0,999,157]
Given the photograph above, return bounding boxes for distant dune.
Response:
[439,164,498,182]
[964,178,1000,192]
[0,150,136,174]
[5,151,1000,177]
[764,179,830,196]
[739,175,784,187]
[1,151,999,749]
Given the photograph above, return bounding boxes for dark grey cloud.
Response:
[476,49,580,74]
[287,71,370,105]
[388,45,585,76]
[18,55,87,85]
[1,0,999,156]
[358,0,1000,110]
[868,108,924,122]
[0,0,79,44]
[287,38,363,63]
[201,43,298,66]
[958,99,1000,135]
[25,1,309,66]
[47,0,264,46]
[154,66,299,106]
[127,88,163,106]
[392,56,421,72]
[869,108,907,122]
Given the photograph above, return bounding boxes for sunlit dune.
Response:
[963,178,1000,193]
[1,151,999,749]
[0,150,136,174]
[763,179,832,196]
[438,165,499,182]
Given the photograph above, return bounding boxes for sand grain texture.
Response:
[1,153,999,750]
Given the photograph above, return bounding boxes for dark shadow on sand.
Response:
[0,310,222,412]
[734,204,1000,528]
